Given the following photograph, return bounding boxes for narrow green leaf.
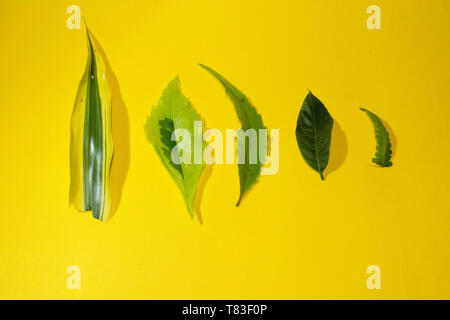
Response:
[360,108,393,167]
[144,76,206,218]
[70,26,113,222]
[295,92,333,180]
[199,64,266,206]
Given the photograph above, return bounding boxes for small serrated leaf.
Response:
[360,108,393,167]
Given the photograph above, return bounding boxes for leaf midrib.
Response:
[170,96,190,198]
[225,88,252,198]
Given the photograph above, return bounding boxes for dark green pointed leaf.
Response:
[295,92,333,180]
[199,64,266,206]
[360,108,393,167]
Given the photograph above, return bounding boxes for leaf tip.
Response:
[198,63,211,73]
[167,75,181,90]
[306,90,320,104]
[236,196,242,207]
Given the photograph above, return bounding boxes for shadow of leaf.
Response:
[381,117,397,160]
[91,33,130,220]
[194,164,214,225]
[324,120,348,178]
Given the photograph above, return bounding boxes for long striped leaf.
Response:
[69,27,113,222]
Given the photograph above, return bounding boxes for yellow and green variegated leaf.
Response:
[70,26,113,222]
[144,76,206,218]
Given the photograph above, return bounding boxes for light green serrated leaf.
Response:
[360,108,393,167]
[144,76,206,217]
[199,64,266,206]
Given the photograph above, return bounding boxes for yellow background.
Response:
[0,0,449,299]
